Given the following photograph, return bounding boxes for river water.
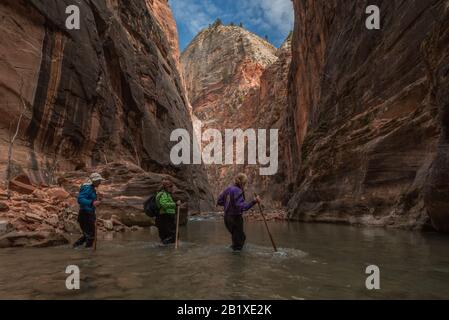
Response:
[1,217,448,299]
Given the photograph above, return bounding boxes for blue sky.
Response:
[170,0,294,52]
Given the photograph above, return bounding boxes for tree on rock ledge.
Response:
[212,18,222,28]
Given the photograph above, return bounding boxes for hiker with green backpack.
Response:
[144,179,181,245]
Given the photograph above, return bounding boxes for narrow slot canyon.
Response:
[0,0,448,300]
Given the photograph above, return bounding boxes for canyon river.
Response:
[1,218,448,300]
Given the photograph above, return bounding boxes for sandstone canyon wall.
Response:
[181,23,291,205]
[0,0,213,214]
[287,0,449,231]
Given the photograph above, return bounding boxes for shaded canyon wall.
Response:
[0,0,214,212]
[287,0,449,231]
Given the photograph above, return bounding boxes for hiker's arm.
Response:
[159,193,176,211]
[217,191,226,206]
[235,191,257,212]
[78,196,93,207]
[78,190,95,206]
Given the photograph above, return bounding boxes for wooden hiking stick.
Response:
[94,193,102,251]
[175,204,181,249]
[254,193,278,252]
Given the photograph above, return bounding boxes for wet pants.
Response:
[224,215,246,251]
[155,214,176,244]
[74,210,96,248]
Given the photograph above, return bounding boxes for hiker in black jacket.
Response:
[155,179,181,244]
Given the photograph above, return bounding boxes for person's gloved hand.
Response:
[255,196,261,204]
[93,200,101,207]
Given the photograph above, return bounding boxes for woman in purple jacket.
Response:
[217,173,260,252]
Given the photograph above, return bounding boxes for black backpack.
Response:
[143,193,160,217]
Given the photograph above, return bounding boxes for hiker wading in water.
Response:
[156,179,181,245]
[73,173,105,248]
[217,173,260,252]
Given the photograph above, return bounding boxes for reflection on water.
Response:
[0,219,449,299]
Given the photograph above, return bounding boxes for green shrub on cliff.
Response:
[212,18,222,28]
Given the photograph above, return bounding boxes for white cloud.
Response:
[171,0,219,35]
[242,0,294,34]
[259,0,294,34]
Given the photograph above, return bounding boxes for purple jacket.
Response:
[217,185,257,216]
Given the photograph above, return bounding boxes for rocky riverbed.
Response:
[0,184,145,248]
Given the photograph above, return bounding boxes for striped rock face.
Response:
[0,0,213,212]
[286,0,449,231]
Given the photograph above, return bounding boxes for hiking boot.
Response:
[72,240,84,249]
[162,237,175,245]
[85,240,94,248]
[162,237,176,245]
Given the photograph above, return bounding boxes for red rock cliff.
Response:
[146,0,182,72]
[287,0,449,231]
[181,23,291,202]
[0,0,213,212]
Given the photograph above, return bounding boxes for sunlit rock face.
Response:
[287,0,449,231]
[0,0,213,212]
[181,23,291,205]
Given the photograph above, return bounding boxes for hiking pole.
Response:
[94,193,102,251]
[94,219,98,251]
[175,204,181,249]
[254,193,278,252]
